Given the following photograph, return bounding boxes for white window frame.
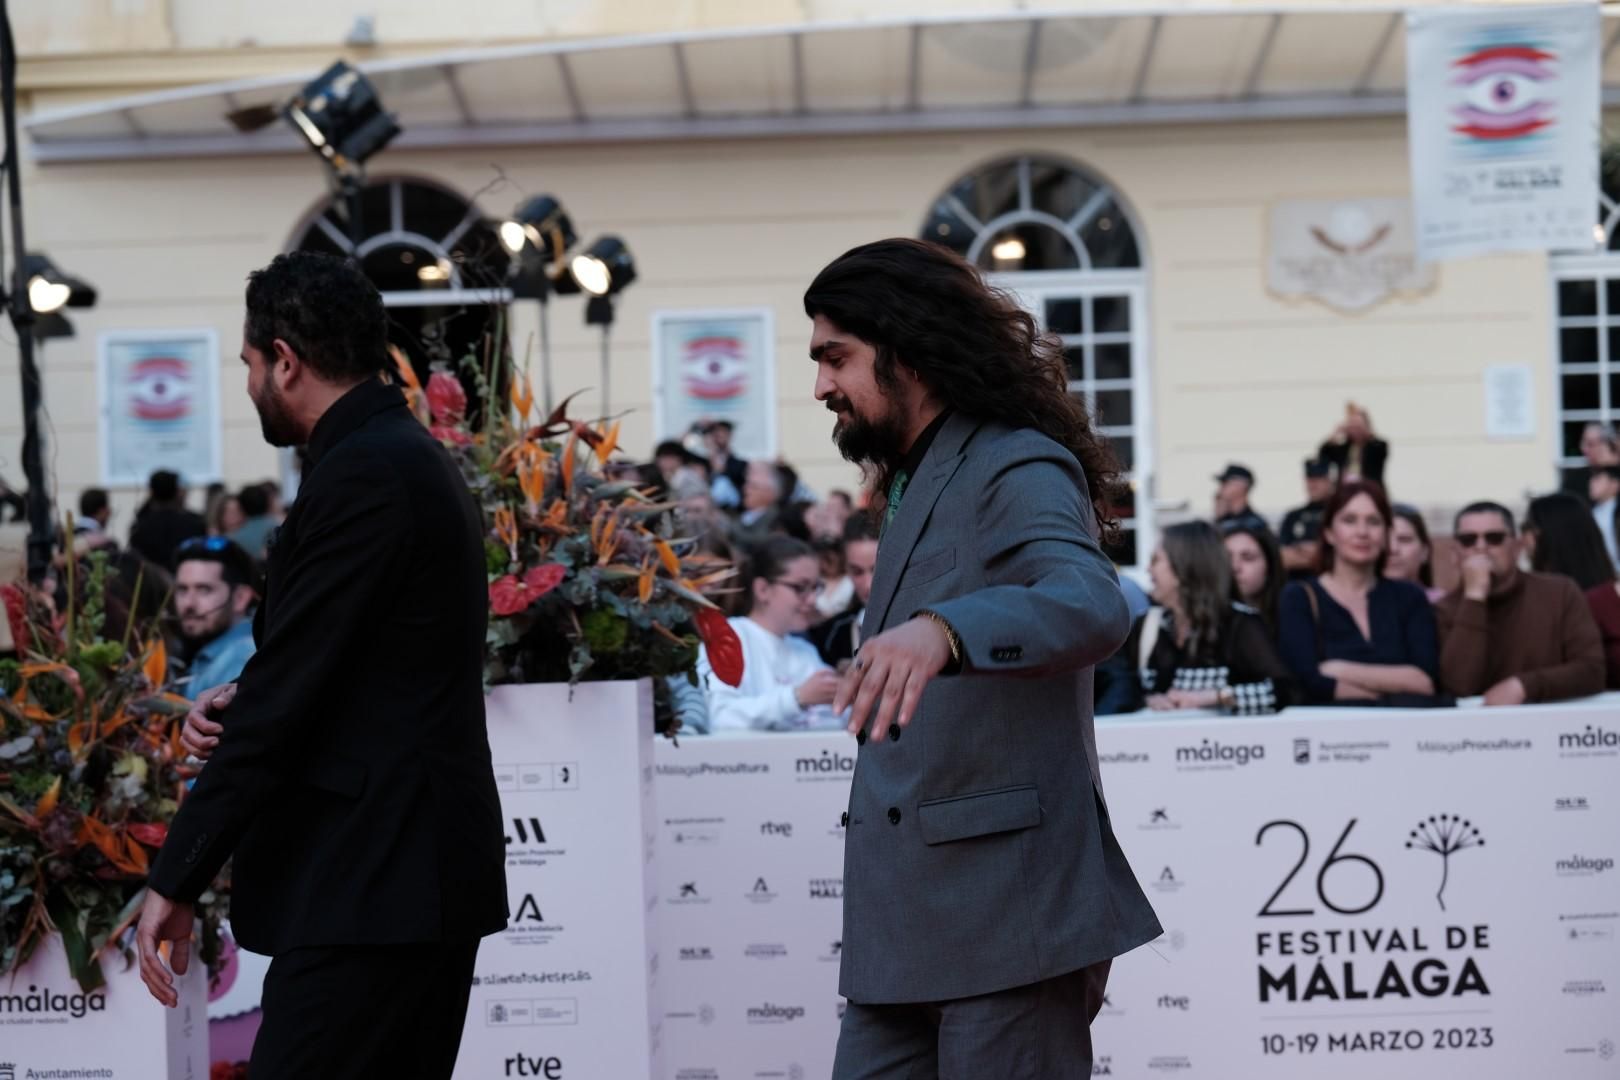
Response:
[1548,192,1620,480]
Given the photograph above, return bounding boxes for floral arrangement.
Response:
[0,553,229,992]
[391,351,742,732]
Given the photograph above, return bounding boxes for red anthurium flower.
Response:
[490,564,568,617]
[430,423,472,447]
[694,606,743,687]
[126,822,168,847]
[426,371,468,423]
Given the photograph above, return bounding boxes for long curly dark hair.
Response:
[803,238,1123,542]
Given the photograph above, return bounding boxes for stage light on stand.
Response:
[24,253,95,315]
[573,237,636,416]
[283,61,400,254]
[502,195,579,416]
[569,235,635,298]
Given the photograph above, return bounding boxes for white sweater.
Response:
[697,615,837,732]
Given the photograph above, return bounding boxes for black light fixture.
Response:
[571,237,637,416]
[285,61,400,177]
[32,312,75,342]
[501,195,577,267]
[501,194,580,416]
[283,60,400,254]
[23,253,96,315]
[569,235,636,297]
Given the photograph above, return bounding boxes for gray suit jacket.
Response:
[839,412,1161,1004]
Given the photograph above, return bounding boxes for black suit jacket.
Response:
[148,379,508,954]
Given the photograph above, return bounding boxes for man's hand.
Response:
[136,889,194,1008]
[1145,694,1175,711]
[795,670,842,709]
[1460,553,1493,602]
[1166,688,1221,710]
[180,682,236,761]
[1483,676,1527,707]
[837,616,953,741]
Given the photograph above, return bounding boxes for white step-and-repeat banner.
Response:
[653,703,1620,1080]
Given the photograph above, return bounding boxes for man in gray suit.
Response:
[804,239,1161,1079]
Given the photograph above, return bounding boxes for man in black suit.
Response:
[136,252,507,1078]
[128,469,206,569]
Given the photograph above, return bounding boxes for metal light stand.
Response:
[586,295,615,416]
[1,0,53,583]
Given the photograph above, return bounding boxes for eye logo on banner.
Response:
[1404,814,1485,912]
[126,356,193,424]
[680,334,748,401]
[1449,43,1557,147]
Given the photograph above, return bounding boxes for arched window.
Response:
[287,176,511,426]
[921,156,1151,569]
[1550,169,1620,493]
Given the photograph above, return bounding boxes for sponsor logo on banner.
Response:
[0,1064,13,1080]
[675,1070,721,1080]
[486,997,579,1027]
[669,882,711,906]
[1153,866,1186,894]
[505,816,565,868]
[1153,930,1187,952]
[760,821,793,837]
[1556,855,1616,877]
[1294,738,1311,765]
[1139,808,1181,832]
[656,761,770,778]
[748,1066,806,1080]
[1562,1037,1616,1061]
[744,943,788,960]
[0,984,109,1022]
[665,1004,717,1025]
[1559,912,1617,944]
[666,815,723,846]
[677,946,714,962]
[1157,994,1191,1011]
[746,1002,806,1025]
[820,940,843,963]
[810,878,844,899]
[1556,796,1592,812]
[1415,736,1532,754]
[1100,750,1149,766]
[1309,738,1392,764]
[746,877,779,903]
[1256,818,1493,1006]
[1146,1055,1193,1072]
[504,894,566,946]
[503,1053,565,1077]
[1562,979,1607,998]
[472,969,593,988]
[1559,725,1620,758]
[796,749,856,782]
[1175,739,1264,770]
[837,999,848,1020]
[1092,1057,1113,1076]
[1097,992,1125,1018]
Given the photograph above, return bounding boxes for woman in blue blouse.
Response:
[1278,479,1440,704]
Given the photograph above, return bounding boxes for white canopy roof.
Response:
[24,4,1620,163]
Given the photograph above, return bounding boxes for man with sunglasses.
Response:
[172,536,258,700]
[1436,501,1604,706]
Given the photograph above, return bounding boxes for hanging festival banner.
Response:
[1405,3,1601,262]
[651,308,778,462]
[98,328,223,487]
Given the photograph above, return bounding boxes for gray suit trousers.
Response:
[831,960,1112,1080]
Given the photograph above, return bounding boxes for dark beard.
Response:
[253,378,301,447]
[830,400,908,471]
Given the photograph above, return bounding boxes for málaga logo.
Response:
[1175,739,1264,769]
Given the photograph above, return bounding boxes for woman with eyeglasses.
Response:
[1277,480,1442,705]
[1122,521,1296,715]
[697,535,844,731]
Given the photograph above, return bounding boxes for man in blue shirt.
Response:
[172,536,258,699]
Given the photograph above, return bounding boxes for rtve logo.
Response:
[504,1055,562,1078]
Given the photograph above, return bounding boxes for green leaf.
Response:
[46,890,105,993]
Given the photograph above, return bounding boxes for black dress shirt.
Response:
[147,378,508,953]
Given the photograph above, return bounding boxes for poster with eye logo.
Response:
[1406,4,1601,262]
[652,308,778,461]
[98,328,222,487]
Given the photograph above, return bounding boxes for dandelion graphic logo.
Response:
[1405,814,1484,911]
